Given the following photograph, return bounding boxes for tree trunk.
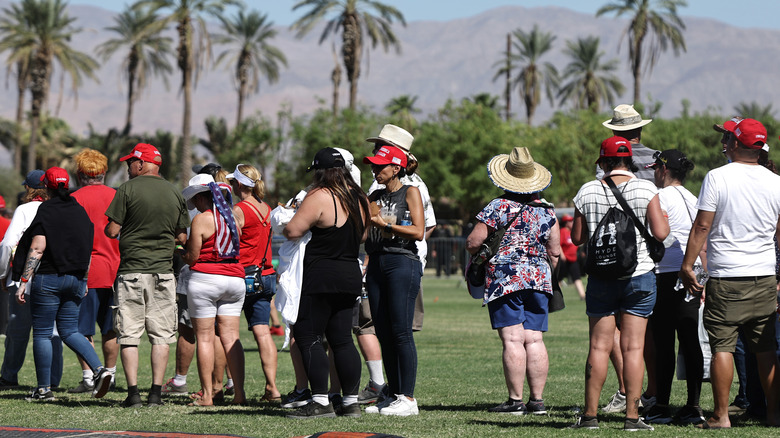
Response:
[236,50,250,129]
[14,61,25,175]
[342,14,361,111]
[125,46,139,135]
[331,45,341,115]
[27,52,49,173]
[505,33,511,121]
[632,39,643,104]
[178,17,193,184]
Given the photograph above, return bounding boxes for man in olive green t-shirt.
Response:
[105,143,189,408]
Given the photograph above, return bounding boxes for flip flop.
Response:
[188,399,214,407]
[696,421,728,430]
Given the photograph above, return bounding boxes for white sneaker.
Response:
[380,394,419,416]
[365,394,394,414]
[602,390,626,413]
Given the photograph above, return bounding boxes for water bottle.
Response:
[398,210,411,244]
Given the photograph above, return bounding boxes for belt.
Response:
[199,259,239,264]
[715,275,773,282]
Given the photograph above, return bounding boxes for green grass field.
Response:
[0,276,774,437]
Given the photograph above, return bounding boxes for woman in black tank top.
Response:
[283,148,370,418]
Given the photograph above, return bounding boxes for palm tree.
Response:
[493,24,558,125]
[558,36,624,113]
[292,0,406,111]
[733,102,775,120]
[97,6,173,135]
[385,94,419,128]
[0,0,32,174]
[0,0,99,173]
[596,0,687,104]
[214,10,287,129]
[134,0,241,183]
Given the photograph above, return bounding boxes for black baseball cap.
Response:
[646,149,687,170]
[307,147,345,172]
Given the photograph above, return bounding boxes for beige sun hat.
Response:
[366,124,414,152]
[487,147,552,194]
[602,104,652,131]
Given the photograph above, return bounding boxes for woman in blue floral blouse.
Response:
[466,147,560,416]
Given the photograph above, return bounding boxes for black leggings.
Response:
[293,293,361,396]
[650,272,703,406]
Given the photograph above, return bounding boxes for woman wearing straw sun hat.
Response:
[466,147,560,416]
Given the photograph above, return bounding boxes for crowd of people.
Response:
[0,112,779,430]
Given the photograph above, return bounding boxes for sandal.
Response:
[188,399,214,407]
[190,389,224,404]
[261,391,281,403]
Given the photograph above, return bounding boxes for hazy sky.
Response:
[69,0,779,30]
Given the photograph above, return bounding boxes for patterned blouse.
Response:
[476,197,556,304]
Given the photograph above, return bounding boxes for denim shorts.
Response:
[243,274,276,328]
[585,270,656,318]
[488,290,549,331]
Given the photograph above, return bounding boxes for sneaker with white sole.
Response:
[67,380,95,394]
[357,380,389,404]
[526,399,547,415]
[673,404,705,425]
[380,394,419,416]
[569,416,599,429]
[281,388,312,408]
[92,368,113,399]
[161,377,188,395]
[365,394,395,414]
[285,401,336,419]
[624,417,655,431]
[25,388,55,402]
[602,390,626,413]
[488,399,527,415]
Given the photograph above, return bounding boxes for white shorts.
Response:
[186,271,245,319]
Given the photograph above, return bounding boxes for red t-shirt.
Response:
[72,185,121,288]
[236,200,275,275]
[560,226,579,262]
[0,216,10,242]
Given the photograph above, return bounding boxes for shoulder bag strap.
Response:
[673,186,695,224]
[605,177,655,244]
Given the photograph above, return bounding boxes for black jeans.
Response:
[651,272,703,406]
[294,293,361,397]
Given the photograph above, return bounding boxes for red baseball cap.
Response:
[363,145,407,168]
[722,118,767,149]
[0,195,5,209]
[43,167,70,190]
[561,214,574,222]
[596,136,632,163]
[120,143,163,164]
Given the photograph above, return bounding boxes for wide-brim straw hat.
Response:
[487,147,552,194]
[602,104,652,131]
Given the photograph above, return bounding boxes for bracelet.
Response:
[19,277,28,283]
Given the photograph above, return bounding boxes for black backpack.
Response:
[585,180,638,279]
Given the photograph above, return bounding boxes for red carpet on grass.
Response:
[0,427,403,438]
[0,426,250,438]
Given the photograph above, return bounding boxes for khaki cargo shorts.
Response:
[113,273,178,346]
[704,276,777,354]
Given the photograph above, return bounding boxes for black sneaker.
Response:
[286,401,337,419]
[0,377,20,390]
[624,417,654,431]
[68,380,95,394]
[357,380,389,404]
[569,416,599,429]
[25,388,55,402]
[488,399,527,415]
[92,368,113,399]
[527,399,547,415]
[643,404,672,424]
[673,405,705,425]
[335,402,362,417]
[329,393,343,410]
[120,393,143,408]
[147,392,165,406]
[281,388,312,408]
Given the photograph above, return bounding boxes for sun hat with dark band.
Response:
[602,104,652,131]
[487,147,552,194]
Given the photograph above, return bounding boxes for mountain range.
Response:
[1,2,779,142]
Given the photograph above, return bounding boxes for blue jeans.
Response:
[30,274,102,389]
[366,253,422,398]
[1,285,63,386]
